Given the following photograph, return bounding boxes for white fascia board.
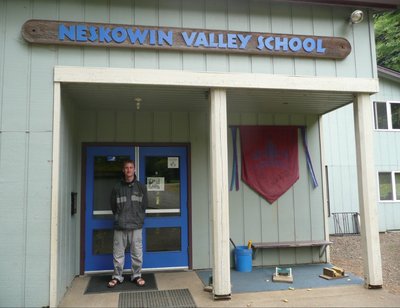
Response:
[54,66,379,94]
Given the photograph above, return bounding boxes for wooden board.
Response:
[273,274,294,283]
[21,19,351,59]
[319,274,349,280]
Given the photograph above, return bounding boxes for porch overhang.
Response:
[56,66,379,115]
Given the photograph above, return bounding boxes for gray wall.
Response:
[0,0,378,306]
[323,75,400,233]
[228,113,324,266]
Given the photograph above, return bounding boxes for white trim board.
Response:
[54,66,379,94]
[50,82,61,308]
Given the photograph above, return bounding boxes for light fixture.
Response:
[134,97,142,110]
[349,10,364,24]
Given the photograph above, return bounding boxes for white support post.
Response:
[353,93,383,288]
[209,88,231,299]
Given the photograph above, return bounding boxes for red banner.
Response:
[240,126,299,203]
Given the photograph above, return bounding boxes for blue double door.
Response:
[84,145,189,272]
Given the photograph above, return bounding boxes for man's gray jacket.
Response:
[110,177,148,230]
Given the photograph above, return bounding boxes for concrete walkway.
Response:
[59,271,400,307]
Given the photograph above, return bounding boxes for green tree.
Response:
[374,10,400,71]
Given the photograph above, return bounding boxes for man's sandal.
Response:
[132,277,145,287]
[107,278,121,288]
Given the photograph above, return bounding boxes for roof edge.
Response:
[277,0,399,10]
[378,66,400,83]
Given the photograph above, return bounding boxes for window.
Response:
[374,101,400,130]
[378,171,400,201]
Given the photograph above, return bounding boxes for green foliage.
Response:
[374,10,400,71]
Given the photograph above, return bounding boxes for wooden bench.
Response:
[251,240,332,258]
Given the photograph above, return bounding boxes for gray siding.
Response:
[0,0,378,306]
[323,76,400,233]
[374,78,400,231]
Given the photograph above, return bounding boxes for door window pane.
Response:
[93,155,130,216]
[93,229,130,255]
[93,229,113,255]
[379,172,393,200]
[146,227,181,252]
[391,103,400,129]
[374,102,388,129]
[395,173,400,200]
[145,156,180,217]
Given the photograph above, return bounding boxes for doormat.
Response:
[118,289,196,308]
[85,273,157,294]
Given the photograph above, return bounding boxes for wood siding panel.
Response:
[171,112,190,142]
[83,1,109,67]
[353,14,374,78]
[109,0,134,68]
[270,2,294,75]
[24,132,52,306]
[0,133,28,307]
[97,111,116,142]
[292,5,316,77]
[249,0,273,74]
[159,1,183,71]
[116,111,135,142]
[110,0,134,24]
[181,1,207,71]
[30,47,57,131]
[0,0,5,130]
[205,0,229,72]
[57,0,84,66]
[58,0,84,21]
[313,6,336,77]
[2,1,31,131]
[134,0,158,69]
[227,113,245,258]
[153,111,171,141]
[134,111,153,142]
[291,115,313,263]
[189,111,210,268]
[306,116,325,262]
[333,7,357,78]
[77,110,97,142]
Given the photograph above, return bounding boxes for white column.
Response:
[353,93,383,288]
[209,88,231,299]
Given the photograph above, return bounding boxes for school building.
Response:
[0,0,398,306]
[324,65,400,234]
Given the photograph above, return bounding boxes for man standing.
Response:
[108,160,148,288]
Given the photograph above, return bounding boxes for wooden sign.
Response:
[22,19,351,59]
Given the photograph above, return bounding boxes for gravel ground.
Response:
[330,232,400,295]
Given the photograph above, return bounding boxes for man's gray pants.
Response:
[112,229,143,283]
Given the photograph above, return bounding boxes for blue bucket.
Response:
[234,245,252,272]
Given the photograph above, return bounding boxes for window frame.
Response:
[373,100,400,131]
[377,171,400,202]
